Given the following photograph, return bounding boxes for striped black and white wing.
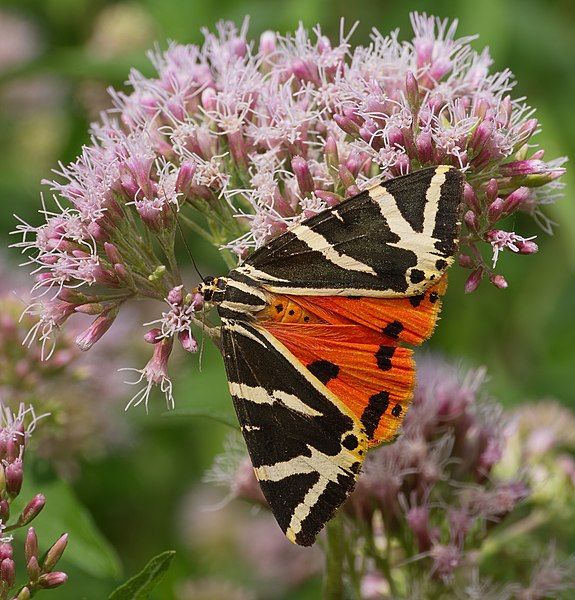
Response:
[232,165,463,297]
[221,318,368,546]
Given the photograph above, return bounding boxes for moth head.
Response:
[198,275,227,303]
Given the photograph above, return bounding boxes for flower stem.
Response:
[323,515,345,600]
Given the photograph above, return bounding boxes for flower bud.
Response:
[464,210,479,233]
[5,459,23,497]
[1,558,15,587]
[484,178,498,203]
[75,307,118,351]
[503,186,530,213]
[259,30,276,55]
[104,242,122,264]
[405,71,420,109]
[516,239,538,255]
[37,572,68,589]
[457,254,474,269]
[489,274,508,289]
[18,494,45,526]
[465,267,484,293]
[16,586,31,600]
[167,285,184,306]
[292,156,315,196]
[43,534,68,572]
[0,544,12,562]
[25,528,38,563]
[26,556,40,582]
[487,198,505,223]
[463,183,480,214]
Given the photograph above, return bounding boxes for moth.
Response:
[198,165,464,546]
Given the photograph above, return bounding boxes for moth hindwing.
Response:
[200,166,463,545]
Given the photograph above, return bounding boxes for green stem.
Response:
[323,516,345,600]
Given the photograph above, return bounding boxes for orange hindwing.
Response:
[257,277,447,446]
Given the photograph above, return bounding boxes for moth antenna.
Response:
[163,182,205,282]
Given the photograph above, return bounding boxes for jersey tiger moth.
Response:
[198,165,464,546]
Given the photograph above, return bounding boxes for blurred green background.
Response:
[0,0,574,597]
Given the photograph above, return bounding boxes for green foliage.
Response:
[13,476,122,579]
[109,551,176,600]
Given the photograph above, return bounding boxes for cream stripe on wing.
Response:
[228,382,323,417]
[422,165,449,236]
[292,224,377,275]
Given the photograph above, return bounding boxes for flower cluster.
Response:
[13,14,566,407]
[0,404,68,599]
[0,259,132,477]
[209,357,575,598]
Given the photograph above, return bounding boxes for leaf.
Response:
[13,477,122,579]
[108,551,176,600]
[163,406,239,429]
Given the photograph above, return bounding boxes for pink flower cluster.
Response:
[12,14,566,405]
[0,404,68,599]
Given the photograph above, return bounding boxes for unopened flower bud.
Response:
[463,183,480,214]
[490,274,508,289]
[485,178,498,202]
[167,285,184,306]
[314,190,343,207]
[464,210,479,233]
[74,303,105,315]
[465,267,484,293]
[104,242,122,264]
[37,571,68,589]
[25,528,38,563]
[503,187,530,213]
[0,544,12,562]
[333,113,359,136]
[18,494,45,526]
[516,239,538,255]
[457,254,474,269]
[5,459,23,497]
[488,198,505,223]
[292,156,315,196]
[259,30,276,55]
[405,71,420,109]
[16,586,31,600]
[27,556,40,582]
[75,307,118,351]
[1,558,15,587]
[43,534,68,572]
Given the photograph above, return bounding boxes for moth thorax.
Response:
[257,294,322,324]
[198,275,227,303]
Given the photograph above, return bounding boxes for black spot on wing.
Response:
[342,434,359,450]
[435,259,447,270]
[258,472,320,534]
[382,320,404,339]
[307,360,339,384]
[429,291,439,304]
[375,346,395,371]
[410,269,425,283]
[409,293,425,307]
[391,403,403,417]
[361,391,390,438]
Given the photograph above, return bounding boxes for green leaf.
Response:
[108,551,176,600]
[13,477,122,579]
[163,407,239,429]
